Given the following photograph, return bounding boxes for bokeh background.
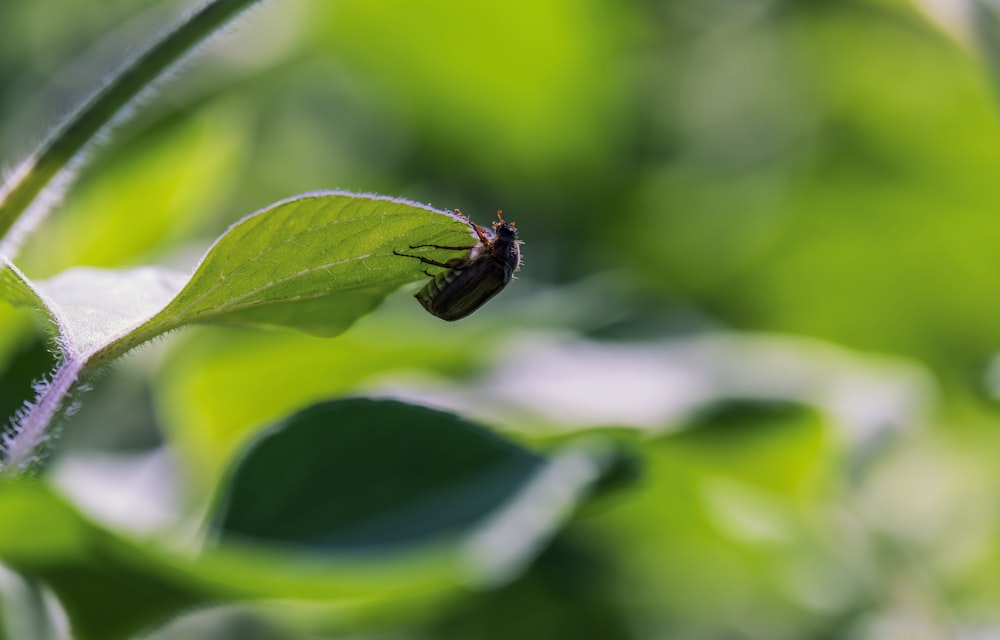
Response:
[4,0,1000,638]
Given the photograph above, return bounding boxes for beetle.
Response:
[394,209,522,321]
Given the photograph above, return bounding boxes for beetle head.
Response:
[492,210,518,238]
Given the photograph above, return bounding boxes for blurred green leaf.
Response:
[0,262,53,330]
[152,313,499,491]
[0,568,59,640]
[671,400,831,494]
[0,478,450,638]
[212,398,623,587]
[972,0,1000,102]
[0,307,39,367]
[18,103,250,277]
[0,0,265,256]
[0,478,440,639]
[0,402,622,639]
[0,481,211,640]
[574,402,862,637]
[213,398,542,550]
[413,536,635,640]
[319,0,632,181]
[621,5,1000,368]
[0,319,56,436]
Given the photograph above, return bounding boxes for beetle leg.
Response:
[407,243,476,251]
[448,208,495,244]
[472,223,492,244]
[393,249,463,269]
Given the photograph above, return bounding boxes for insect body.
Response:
[394,210,521,321]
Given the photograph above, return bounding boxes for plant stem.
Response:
[0,0,265,257]
[0,357,85,473]
[0,0,270,475]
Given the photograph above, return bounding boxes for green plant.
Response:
[10,2,1000,639]
[0,2,623,638]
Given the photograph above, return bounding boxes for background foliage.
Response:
[3,0,1000,638]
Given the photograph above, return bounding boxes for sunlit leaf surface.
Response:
[0,192,472,364]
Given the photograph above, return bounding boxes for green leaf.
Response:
[0,567,62,640]
[0,261,54,331]
[153,323,486,490]
[159,195,460,329]
[973,0,1000,103]
[100,192,473,361]
[212,398,543,550]
[0,192,472,472]
[0,402,622,639]
[575,406,848,629]
[0,479,461,640]
[0,481,208,640]
[211,398,621,585]
[669,400,830,494]
[1,192,471,364]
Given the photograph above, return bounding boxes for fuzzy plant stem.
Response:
[1,356,85,472]
[0,0,265,257]
[0,0,269,474]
